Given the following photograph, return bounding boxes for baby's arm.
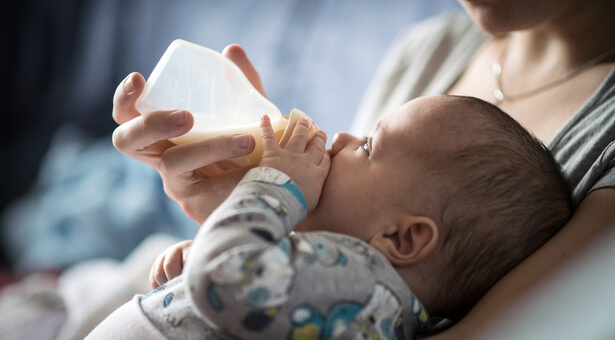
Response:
[149,240,193,289]
[180,116,330,336]
[182,169,426,339]
[148,115,328,289]
[182,168,422,338]
[186,115,329,260]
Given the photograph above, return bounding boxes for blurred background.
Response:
[4,2,615,340]
[1,0,461,273]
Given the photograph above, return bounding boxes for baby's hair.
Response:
[424,96,572,320]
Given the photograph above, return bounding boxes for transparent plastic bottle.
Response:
[136,39,318,166]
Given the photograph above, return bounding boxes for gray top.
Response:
[351,12,615,207]
[140,168,430,340]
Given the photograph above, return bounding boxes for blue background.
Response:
[1,0,461,270]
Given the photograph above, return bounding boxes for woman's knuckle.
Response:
[112,128,127,151]
[159,152,173,174]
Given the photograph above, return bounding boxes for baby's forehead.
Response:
[382,97,489,159]
[388,97,478,138]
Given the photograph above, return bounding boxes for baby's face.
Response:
[298,96,458,240]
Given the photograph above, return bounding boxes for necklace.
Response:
[492,37,615,103]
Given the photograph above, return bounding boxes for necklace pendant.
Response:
[494,89,504,103]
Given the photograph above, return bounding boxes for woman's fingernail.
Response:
[123,77,134,94]
[232,134,252,149]
[167,110,188,126]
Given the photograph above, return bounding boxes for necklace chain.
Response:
[493,37,615,103]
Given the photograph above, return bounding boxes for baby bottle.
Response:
[136,39,318,166]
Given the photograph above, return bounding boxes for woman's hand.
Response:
[259,115,330,212]
[112,45,266,224]
[150,240,193,289]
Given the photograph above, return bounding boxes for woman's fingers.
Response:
[112,110,193,165]
[159,134,254,176]
[112,72,146,124]
[223,44,266,97]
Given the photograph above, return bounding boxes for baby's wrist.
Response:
[242,167,307,210]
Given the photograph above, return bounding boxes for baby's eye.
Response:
[362,137,369,152]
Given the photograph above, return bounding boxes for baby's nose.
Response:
[330,131,352,157]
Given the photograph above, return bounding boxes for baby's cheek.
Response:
[295,216,317,232]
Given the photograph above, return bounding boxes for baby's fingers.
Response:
[318,150,331,176]
[162,246,184,283]
[150,254,167,289]
[284,118,310,152]
[259,115,279,151]
[306,130,328,163]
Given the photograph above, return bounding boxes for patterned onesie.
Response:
[139,167,431,339]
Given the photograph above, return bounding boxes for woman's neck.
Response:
[508,0,615,75]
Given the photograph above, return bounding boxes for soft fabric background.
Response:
[1,0,461,271]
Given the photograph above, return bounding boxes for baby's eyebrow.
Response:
[369,121,384,152]
[366,121,382,140]
[373,121,383,133]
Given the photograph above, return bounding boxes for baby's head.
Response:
[298,95,572,320]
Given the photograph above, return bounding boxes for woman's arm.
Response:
[428,187,615,339]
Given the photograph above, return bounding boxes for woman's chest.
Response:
[447,44,614,144]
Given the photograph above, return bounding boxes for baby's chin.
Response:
[295,214,320,233]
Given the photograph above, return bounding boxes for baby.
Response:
[89,95,571,340]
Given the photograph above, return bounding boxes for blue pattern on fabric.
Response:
[281,182,307,210]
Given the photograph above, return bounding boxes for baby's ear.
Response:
[369,216,438,267]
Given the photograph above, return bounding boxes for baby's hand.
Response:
[259,115,330,212]
[150,240,193,289]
